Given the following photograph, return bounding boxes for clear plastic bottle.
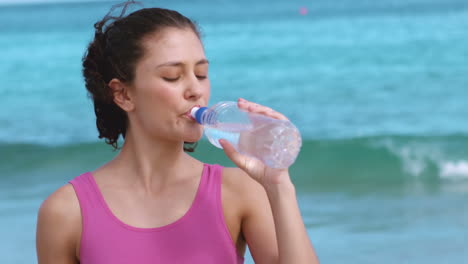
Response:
[190,101,302,168]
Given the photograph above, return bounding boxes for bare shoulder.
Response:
[36,184,81,263]
[221,167,272,217]
[38,183,81,222]
[222,167,267,198]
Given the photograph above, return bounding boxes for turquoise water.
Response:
[1,0,467,263]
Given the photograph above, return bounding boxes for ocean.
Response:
[1,0,467,263]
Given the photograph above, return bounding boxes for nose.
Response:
[184,74,207,101]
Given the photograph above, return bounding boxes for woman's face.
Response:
[128,27,210,143]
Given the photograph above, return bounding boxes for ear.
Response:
[109,78,135,112]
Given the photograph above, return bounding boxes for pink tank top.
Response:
[69,163,244,264]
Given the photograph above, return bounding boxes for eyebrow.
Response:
[156,59,209,68]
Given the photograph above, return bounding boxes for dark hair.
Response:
[82,1,201,151]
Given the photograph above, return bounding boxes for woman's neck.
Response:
[106,130,200,193]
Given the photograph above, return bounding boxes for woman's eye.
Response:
[163,77,180,82]
[196,75,207,80]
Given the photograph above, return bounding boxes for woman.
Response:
[36,1,319,263]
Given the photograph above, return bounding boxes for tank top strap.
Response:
[201,163,223,197]
[69,172,104,226]
[203,164,245,263]
[187,163,223,220]
[195,163,240,257]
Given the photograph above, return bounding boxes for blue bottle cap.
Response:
[194,107,208,124]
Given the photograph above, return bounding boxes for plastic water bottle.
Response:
[190,101,302,168]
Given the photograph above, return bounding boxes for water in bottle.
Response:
[190,101,302,168]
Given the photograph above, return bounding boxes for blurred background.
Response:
[1,0,467,263]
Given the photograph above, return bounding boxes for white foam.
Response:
[439,161,468,179]
[372,138,439,177]
[372,138,468,180]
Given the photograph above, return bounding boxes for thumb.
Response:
[219,139,247,171]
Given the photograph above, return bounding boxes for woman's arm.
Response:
[263,173,319,264]
[36,184,81,264]
[219,98,319,264]
[222,147,319,264]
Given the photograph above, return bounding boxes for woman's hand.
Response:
[219,98,293,187]
[221,98,319,264]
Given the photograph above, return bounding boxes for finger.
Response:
[238,98,267,112]
[219,139,248,171]
[260,110,288,121]
[238,98,281,116]
[237,98,250,111]
[219,139,267,183]
[238,98,289,121]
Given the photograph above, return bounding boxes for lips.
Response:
[184,105,201,121]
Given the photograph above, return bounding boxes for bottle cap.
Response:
[192,106,208,124]
[190,106,200,121]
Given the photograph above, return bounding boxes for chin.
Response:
[184,134,203,143]
[183,128,204,143]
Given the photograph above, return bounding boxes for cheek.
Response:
[204,80,211,101]
[132,83,178,130]
[136,82,176,112]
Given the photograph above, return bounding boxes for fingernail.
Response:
[238,98,246,103]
